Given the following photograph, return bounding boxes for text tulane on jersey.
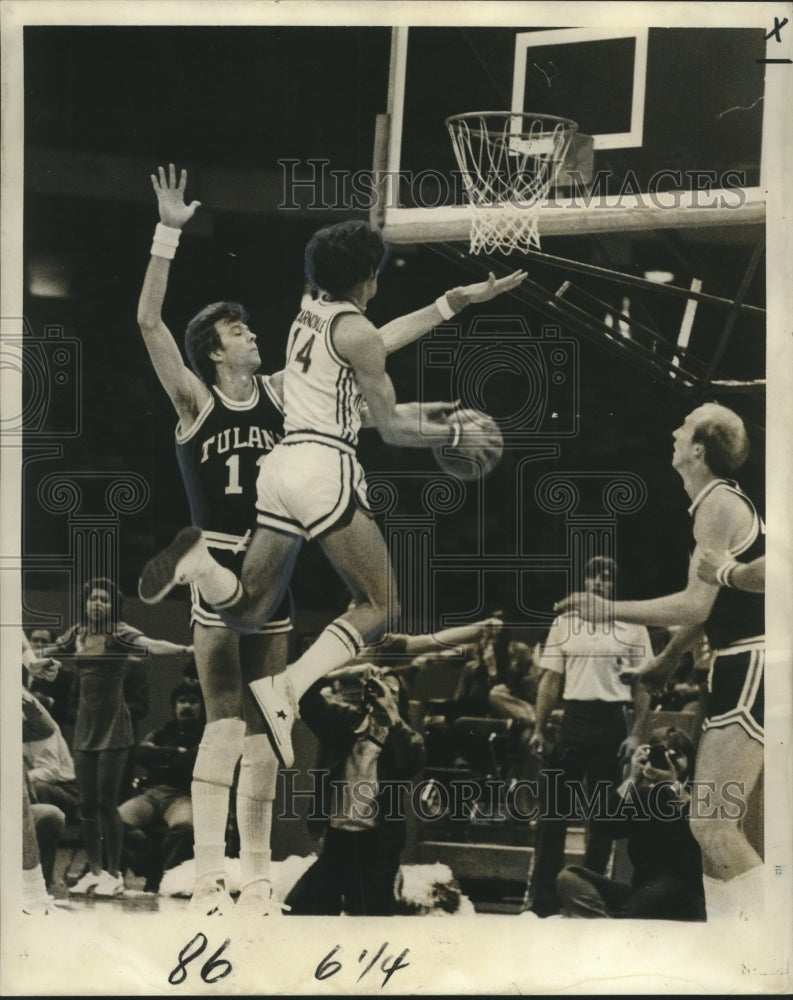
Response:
[200,425,280,462]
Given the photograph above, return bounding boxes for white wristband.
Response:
[715,560,739,587]
[151,223,181,260]
[435,294,456,321]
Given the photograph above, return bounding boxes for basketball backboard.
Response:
[377,24,769,243]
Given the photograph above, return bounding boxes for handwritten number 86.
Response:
[168,933,232,985]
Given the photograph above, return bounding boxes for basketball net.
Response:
[446,112,578,255]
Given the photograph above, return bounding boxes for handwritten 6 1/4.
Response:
[166,933,409,990]
[316,942,410,989]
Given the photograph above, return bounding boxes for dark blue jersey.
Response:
[175,375,284,539]
[689,479,765,649]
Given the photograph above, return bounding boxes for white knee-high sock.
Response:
[191,782,231,880]
[288,618,365,700]
[191,718,246,882]
[237,734,278,887]
[237,796,273,887]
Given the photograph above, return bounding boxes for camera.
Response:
[647,744,677,770]
[1,321,82,438]
[418,315,578,443]
[363,677,383,703]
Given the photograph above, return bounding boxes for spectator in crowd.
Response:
[556,726,705,921]
[527,556,652,917]
[21,633,69,913]
[25,627,74,733]
[285,668,426,916]
[39,577,192,898]
[24,690,67,893]
[23,689,80,824]
[453,616,538,722]
[120,682,205,892]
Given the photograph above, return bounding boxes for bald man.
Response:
[558,403,765,921]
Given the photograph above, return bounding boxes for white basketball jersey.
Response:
[283,293,364,450]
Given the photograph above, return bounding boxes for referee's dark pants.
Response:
[529,701,627,917]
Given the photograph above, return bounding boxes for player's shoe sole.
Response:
[138,526,203,604]
[249,674,297,768]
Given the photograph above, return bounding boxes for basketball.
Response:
[432,409,504,481]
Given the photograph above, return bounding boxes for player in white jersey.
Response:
[140,219,524,769]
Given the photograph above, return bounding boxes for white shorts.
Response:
[255,440,372,540]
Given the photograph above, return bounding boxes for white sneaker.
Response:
[236,878,290,917]
[190,873,234,917]
[23,893,71,915]
[92,871,125,897]
[249,674,298,768]
[138,526,205,604]
[68,870,103,895]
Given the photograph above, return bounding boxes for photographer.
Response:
[285,668,426,916]
[556,726,705,921]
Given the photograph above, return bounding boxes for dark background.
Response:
[21,26,765,641]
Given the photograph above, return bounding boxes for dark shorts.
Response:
[703,638,764,744]
[190,531,293,633]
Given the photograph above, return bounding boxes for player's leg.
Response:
[250,509,397,768]
[294,507,399,695]
[689,722,764,918]
[139,524,302,633]
[236,632,288,913]
[190,623,246,914]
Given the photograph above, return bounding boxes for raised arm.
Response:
[137,164,209,425]
[378,270,527,355]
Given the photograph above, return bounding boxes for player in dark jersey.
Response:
[137,165,293,916]
[558,402,765,920]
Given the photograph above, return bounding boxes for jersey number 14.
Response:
[290,329,315,373]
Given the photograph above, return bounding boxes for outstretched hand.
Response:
[554,591,611,623]
[26,655,60,682]
[151,163,201,229]
[454,270,527,308]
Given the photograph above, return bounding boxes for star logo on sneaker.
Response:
[276,709,287,720]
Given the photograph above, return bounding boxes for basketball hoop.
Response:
[446,112,578,255]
